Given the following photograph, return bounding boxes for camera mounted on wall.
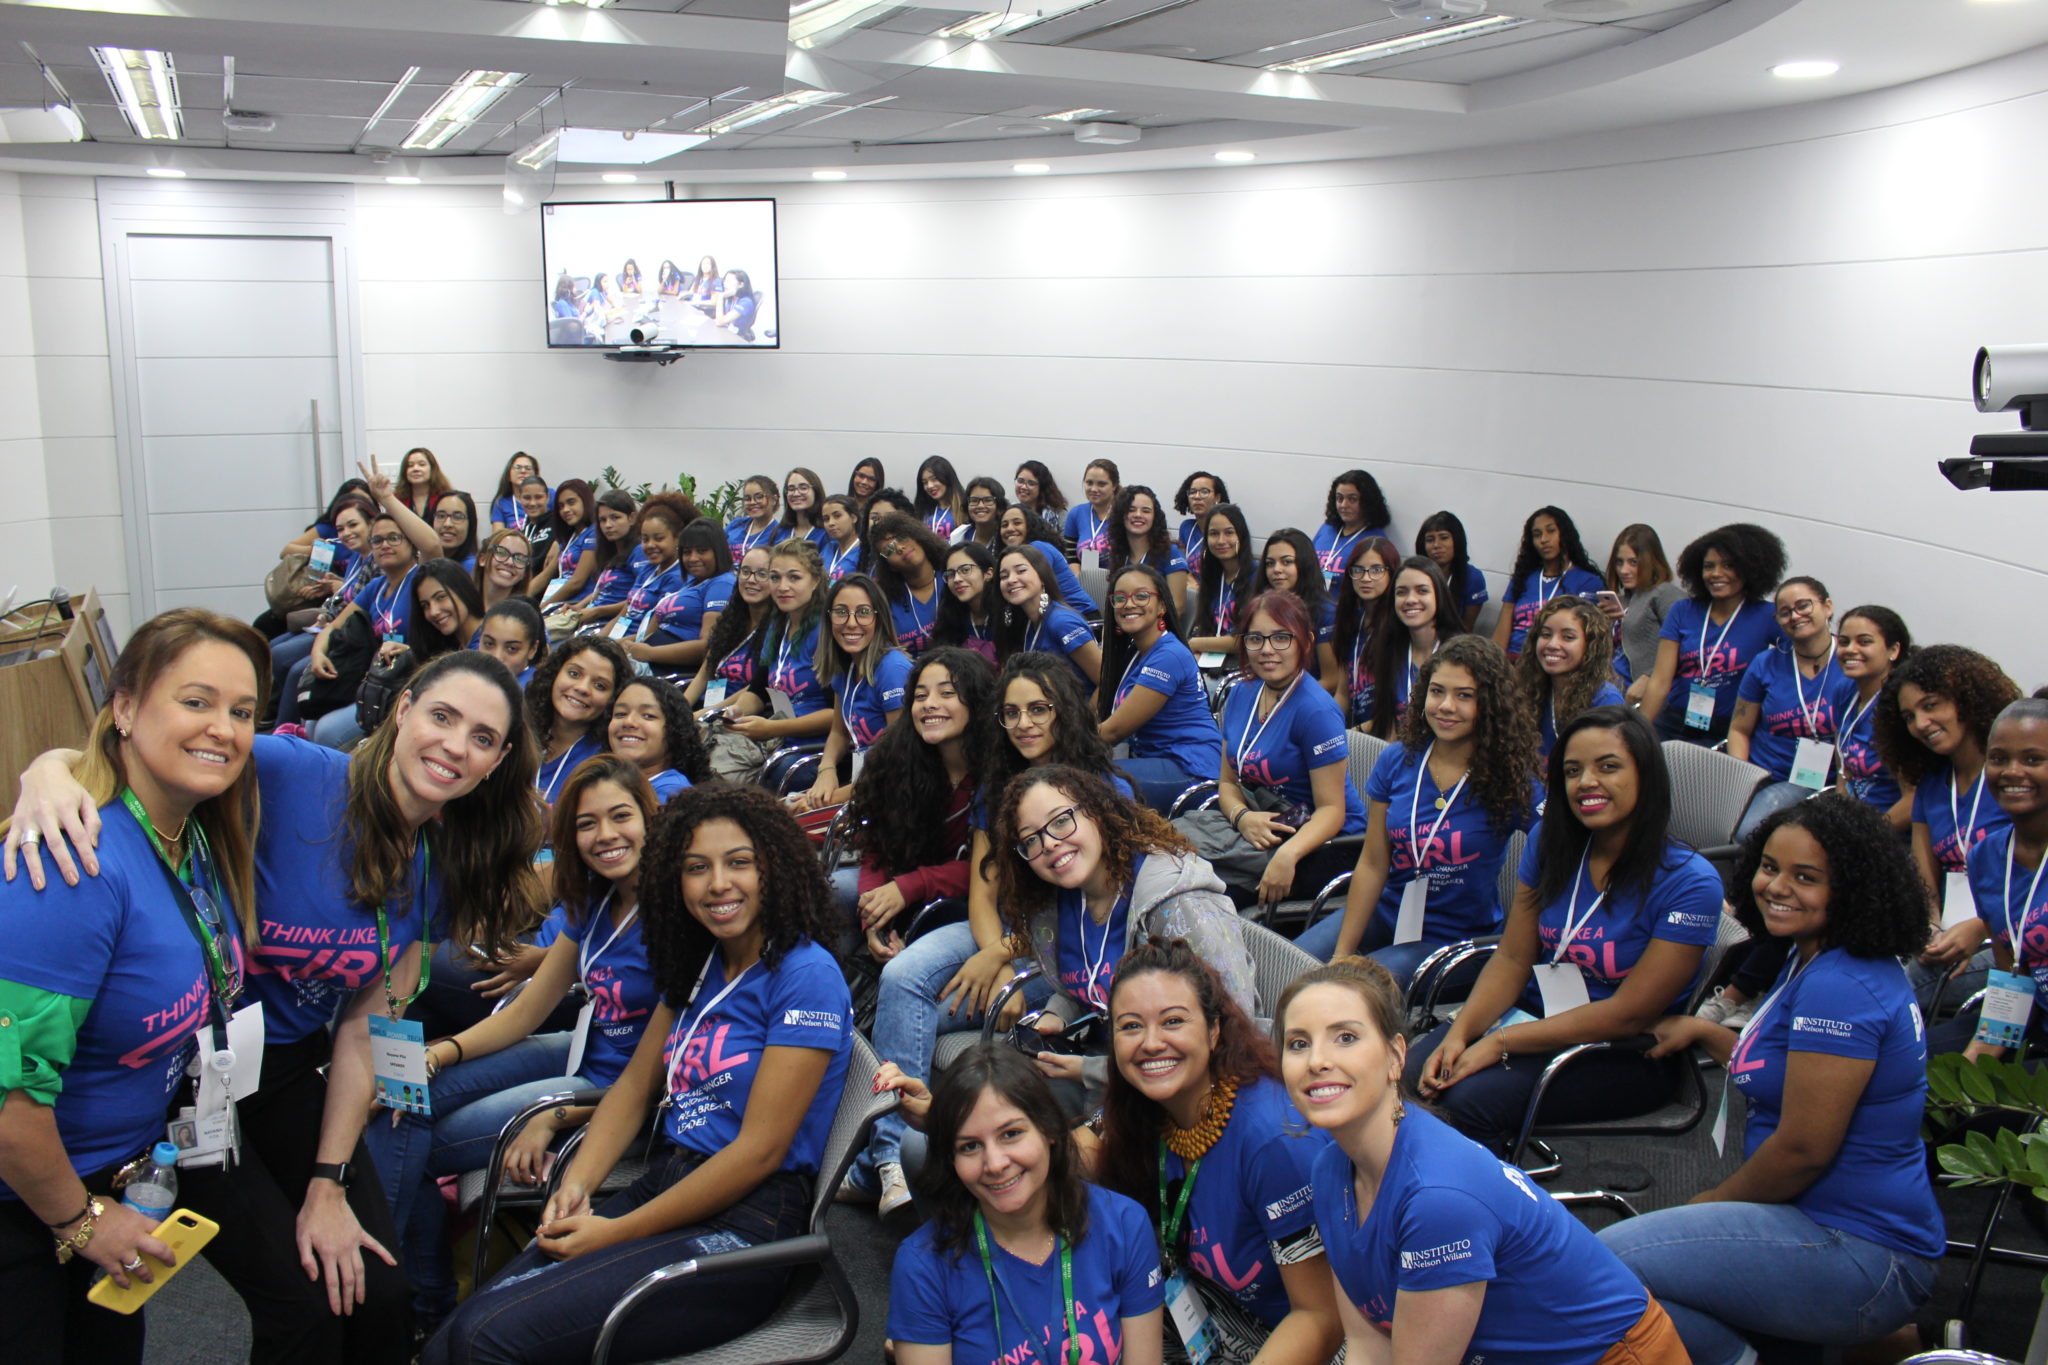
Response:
[1944,344,2048,490]
[603,328,684,366]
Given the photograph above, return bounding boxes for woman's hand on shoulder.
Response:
[4,751,100,888]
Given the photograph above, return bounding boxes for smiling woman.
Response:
[528,636,632,806]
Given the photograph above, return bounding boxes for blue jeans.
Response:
[1402,1019,1677,1155]
[1908,947,1992,1018]
[422,1149,811,1365]
[1598,1202,1936,1365]
[311,703,364,749]
[1116,755,1206,812]
[363,1033,585,1319]
[1295,907,1446,989]
[275,654,315,726]
[271,631,317,698]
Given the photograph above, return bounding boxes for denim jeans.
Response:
[275,653,315,726]
[1598,1202,1937,1365]
[1295,906,1449,989]
[423,1148,811,1365]
[1907,947,1992,1018]
[1401,1019,1677,1155]
[1116,755,1206,812]
[311,702,365,749]
[270,631,318,700]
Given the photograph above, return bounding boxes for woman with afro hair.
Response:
[1636,522,1787,745]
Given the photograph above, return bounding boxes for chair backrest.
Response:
[1243,919,1318,1019]
[1660,741,1770,849]
[1075,563,1108,611]
[1346,730,1389,799]
[1684,909,1753,1012]
[805,1031,895,1232]
[1496,827,1527,913]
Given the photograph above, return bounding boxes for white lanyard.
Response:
[1407,743,1468,872]
[1325,527,1364,568]
[826,539,859,578]
[2004,837,2048,950]
[1735,947,1816,1052]
[1083,509,1107,546]
[902,585,933,639]
[1234,672,1303,774]
[1551,847,1609,965]
[538,740,581,803]
[663,957,755,1103]
[1535,571,1566,609]
[774,624,805,688]
[1404,638,1439,705]
[1215,583,1236,631]
[1789,641,1839,734]
[1952,770,1988,855]
[1695,601,1746,681]
[1076,891,1124,1010]
[1835,684,1880,753]
[737,520,774,555]
[579,891,639,984]
[840,674,867,730]
[1350,617,1371,679]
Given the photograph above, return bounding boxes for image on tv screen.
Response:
[541,198,778,349]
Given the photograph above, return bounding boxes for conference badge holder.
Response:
[702,678,729,707]
[172,1004,261,1169]
[370,1015,433,1116]
[1393,879,1428,946]
[1532,962,1592,1017]
[1684,683,1715,731]
[1789,738,1835,792]
[1164,1271,1216,1365]
[1975,970,2037,1051]
[308,538,335,577]
[565,983,595,1080]
[1942,872,1978,929]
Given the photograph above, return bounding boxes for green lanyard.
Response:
[373,841,434,1018]
[974,1209,1077,1365]
[120,788,239,1012]
[1156,1143,1202,1272]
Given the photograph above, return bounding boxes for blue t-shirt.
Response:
[490,494,527,531]
[1971,826,2048,1011]
[1224,675,1367,835]
[657,939,852,1169]
[1315,1107,1647,1361]
[1836,690,1900,813]
[0,804,212,1183]
[537,732,605,807]
[889,1183,1164,1365]
[1056,870,1133,1013]
[1656,598,1782,732]
[723,516,779,563]
[364,566,420,644]
[822,537,862,582]
[648,571,734,646]
[1367,745,1537,945]
[1023,604,1097,686]
[764,620,830,717]
[617,559,683,638]
[1065,505,1114,567]
[1519,830,1721,1008]
[1312,525,1385,582]
[1913,761,2012,874]
[1728,949,1944,1260]
[1178,517,1204,576]
[557,900,657,1089]
[557,525,597,580]
[890,583,943,657]
[589,545,648,609]
[1343,616,1376,728]
[1143,543,1191,579]
[1536,682,1627,760]
[924,506,957,539]
[1503,566,1605,655]
[1163,1075,1329,1326]
[1112,635,1222,781]
[707,628,763,698]
[649,768,691,802]
[1455,562,1489,612]
[836,648,914,749]
[1031,541,1095,616]
[1737,644,1856,782]
[723,292,759,337]
[250,736,440,1044]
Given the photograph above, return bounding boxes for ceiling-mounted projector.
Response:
[1389,0,1487,16]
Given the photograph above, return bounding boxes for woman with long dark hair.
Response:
[1013,459,1069,531]
[1064,458,1120,568]
[997,506,1098,616]
[952,476,1008,550]
[1516,595,1624,762]
[1415,509,1486,632]
[1311,469,1391,584]
[1727,576,1856,833]
[857,488,915,578]
[629,517,734,676]
[1490,505,1603,659]
[1253,529,1342,697]
[528,636,631,807]
[994,543,1100,689]
[818,493,864,583]
[561,489,643,626]
[583,494,694,638]
[933,541,1001,664]
[723,475,780,563]
[712,539,832,785]
[430,490,481,574]
[1186,503,1254,659]
[1171,470,1227,578]
[489,452,545,535]
[1636,522,1787,745]
[1602,523,1686,692]
[684,545,773,714]
[777,467,828,547]
[871,512,950,657]
[1364,557,1465,739]
[1097,564,1222,811]
[534,478,597,608]
[1332,536,1400,730]
[847,456,885,502]
[796,574,913,815]
[1834,605,1915,829]
[1106,485,1190,617]
[915,456,968,539]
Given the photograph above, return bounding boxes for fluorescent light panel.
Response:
[696,88,841,137]
[94,47,181,139]
[789,0,902,51]
[1269,15,1529,73]
[938,0,1102,42]
[1042,107,1115,122]
[402,71,525,151]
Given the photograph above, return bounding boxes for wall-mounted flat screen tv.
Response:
[541,198,779,349]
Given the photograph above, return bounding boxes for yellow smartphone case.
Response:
[85,1208,220,1315]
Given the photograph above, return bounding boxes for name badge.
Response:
[1789,738,1835,791]
[1684,683,1716,730]
[369,1015,432,1116]
[1393,878,1428,946]
[565,993,597,1080]
[1975,969,2036,1051]
[1942,872,1978,929]
[768,688,796,721]
[308,538,335,576]
[703,678,729,707]
[849,749,867,782]
[169,1101,239,1170]
[1195,651,1226,670]
[222,1003,264,1103]
[1533,962,1593,1016]
[1163,1270,1215,1365]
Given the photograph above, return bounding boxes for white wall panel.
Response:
[25,275,109,359]
[132,357,341,438]
[34,355,114,439]
[146,509,307,594]
[41,437,120,520]
[129,280,337,358]
[18,192,102,280]
[141,434,333,516]
[127,233,332,283]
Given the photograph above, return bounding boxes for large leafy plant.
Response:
[1926,1052,2048,1284]
[589,466,744,524]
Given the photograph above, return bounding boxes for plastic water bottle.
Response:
[120,1142,180,1226]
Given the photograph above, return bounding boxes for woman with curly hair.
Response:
[995,543,1100,689]
[529,635,631,806]
[628,517,734,676]
[1490,505,1603,659]
[931,541,1000,664]
[1600,794,1939,1365]
[1364,557,1466,739]
[1876,642,2022,1009]
[1176,591,1367,914]
[609,675,711,801]
[714,539,832,786]
[1416,509,1486,632]
[1311,469,1391,584]
[1305,635,1538,978]
[1065,458,1120,568]
[1834,605,1915,829]
[847,456,885,503]
[1517,594,1624,762]
[1106,485,1190,617]
[796,574,913,814]
[1255,529,1343,697]
[1186,503,1254,658]
[1092,939,1342,1364]
[1013,459,1068,531]
[1172,470,1227,578]
[870,511,949,657]
[1407,706,1722,1152]
[914,456,967,539]
[424,785,853,1365]
[856,487,914,577]
[1098,563,1222,811]
[1332,535,1400,729]
[991,765,1255,1113]
[884,1044,1165,1365]
[396,447,452,520]
[951,475,1008,550]
[1638,522,1788,745]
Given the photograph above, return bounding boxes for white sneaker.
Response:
[1719,996,1756,1030]
[1695,987,1744,1026]
[878,1161,914,1222]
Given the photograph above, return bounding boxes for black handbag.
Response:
[298,611,375,719]
[355,646,417,733]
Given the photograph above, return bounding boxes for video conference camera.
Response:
[1941,344,2048,491]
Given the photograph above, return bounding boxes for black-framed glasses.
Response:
[369,533,406,547]
[828,605,878,622]
[1244,631,1297,652]
[1348,563,1389,581]
[1108,590,1157,609]
[432,509,467,524]
[998,701,1056,730]
[737,567,771,582]
[942,565,982,583]
[489,547,526,565]
[966,496,998,509]
[1015,805,1079,862]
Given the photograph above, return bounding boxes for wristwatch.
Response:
[310,1161,355,1190]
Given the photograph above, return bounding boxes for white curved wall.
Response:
[358,42,2048,685]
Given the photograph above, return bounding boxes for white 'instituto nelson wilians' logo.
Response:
[1399,1239,1474,1270]
[1264,1186,1312,1222]
[1792,1015,1854,1039]
[782,1009,844,1029]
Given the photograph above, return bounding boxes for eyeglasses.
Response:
[998,701,1055,729]
[1014,805,1079,862]
[1107,590,1157,609]
[1775,598,1823,622]
[369,533,406,548]
[741,492,770,507]
[877,539,907,559]
[1348,563,1389,581]
[1244,631,1297,652]
[431,509,467,524]
[737,567,771,582]
[489,547,526,565]
[785,483,812,496]
[966,496,997,509]
[942,565,982,583]
[828,605,878,622]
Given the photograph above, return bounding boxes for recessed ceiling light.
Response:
[1771,59,1840,79]
[1013,163,1051,174]
[811,169,847,180]
[386,175,421,184]
[1213,150,1255,162]
[1116,44,1197,57]
[601,172,637,183]
[145,167,185,178]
